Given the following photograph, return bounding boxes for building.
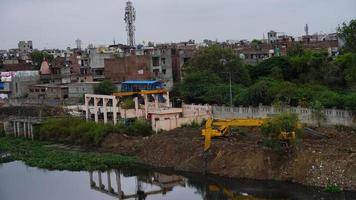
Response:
[28,84,68,100]
[0,71,40,99]
[67,82,99,98]
[18,41,33,54]
[89,47,116,81]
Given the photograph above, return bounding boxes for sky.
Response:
[0,0,355,50]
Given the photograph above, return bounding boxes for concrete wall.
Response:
[212,105,355,127]
[10,71,40,98]
[153,115,207,131]
[68,82,98,98]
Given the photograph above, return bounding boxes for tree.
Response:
[183,45,251,85]
[30,50,54,67]
[287,43,305,57]
[311,100,326,127]
[94,80,117,95]
[338,19,356,53]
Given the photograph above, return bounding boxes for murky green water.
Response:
[0,161,354,200]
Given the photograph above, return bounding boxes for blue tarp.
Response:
[122,80,159,84]
[0,82,4,90]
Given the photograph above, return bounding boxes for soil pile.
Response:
[101,126,356,190]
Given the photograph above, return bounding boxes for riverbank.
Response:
[1,125,355,191]
[100,126,356,191]
[0,137,137,171]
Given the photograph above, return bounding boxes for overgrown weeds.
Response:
[0,136,137,171]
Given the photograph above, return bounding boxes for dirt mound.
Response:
[100,127,356,190]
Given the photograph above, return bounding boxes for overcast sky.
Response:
[0,0,355,49]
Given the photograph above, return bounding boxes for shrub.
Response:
[261,113,301,139]
[324,183,342,193]
[126,120,152,137]
[120,99,135,109]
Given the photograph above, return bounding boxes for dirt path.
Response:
[101,126,356,190]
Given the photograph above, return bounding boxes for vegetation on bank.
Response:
[0,136,137,171]
[179,19,356,111]
[34,118,152,146]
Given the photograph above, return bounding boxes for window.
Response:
[161,57,166,65]
[152,57,160,66]
[41,88,45,92]
[162,69,166,75]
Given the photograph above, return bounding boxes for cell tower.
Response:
[75,38,82,49]
[124,1,136,47]
[304,24,309,36]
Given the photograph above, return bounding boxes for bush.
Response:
[324,183,342,193]
[261,113,301,139]
[94,80,117,95]
[120,99,135,109]
[126,120,152,137]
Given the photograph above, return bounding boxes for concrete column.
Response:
[16,122,20,137]
[89,171,95,187]
[103,98,108,124]
[144,94,149,119]
[30,124,34,140]
[85,95,90,120]
[154,94,159,110]
[165,91,170,107]
[107,171,113,193]
[23,122,27,138]
[94,97,99,123]
[98,171,104,189]
[134,97,139,119]
[12,121,16,136]
[115,170,123,200]
[113,98,118,125]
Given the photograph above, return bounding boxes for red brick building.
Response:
[104,54,152,82]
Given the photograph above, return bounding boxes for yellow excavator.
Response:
[201,117,297,152]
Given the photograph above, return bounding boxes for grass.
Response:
[34,117,152,146]
[0,136,137,171]
[324,183,342,193]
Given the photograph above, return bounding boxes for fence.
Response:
[212,104,355,127]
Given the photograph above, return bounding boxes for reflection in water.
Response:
[89,170,186,200]
[1,161,355,200]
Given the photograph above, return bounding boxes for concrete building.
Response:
[89,47,116,81]
[28,84,68,100]
[18,41,33,54]
[0,71,40,99]
[68,82,99,98]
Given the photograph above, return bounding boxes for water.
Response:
[0,161,355,200]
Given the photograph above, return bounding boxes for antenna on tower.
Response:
[124,1,136,47]
[304,24,309,36]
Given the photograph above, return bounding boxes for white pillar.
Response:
[89,171,94,187]
[98,171,104,189]
[154,94,159,110]
[165,92,170,107]
[16,122,20,137]
[23,122,27,138]
[115,170,123,200]
[13,121,16,136]
[85,95,90,120]
[134,97,139,119]
[144,94,149,119]
[103,98,108,124]
[107,171,112,192]
[94,97,99,123]
[113,98,118,125]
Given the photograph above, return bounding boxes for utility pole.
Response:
[229,72,233,108]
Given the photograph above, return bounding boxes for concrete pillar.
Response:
[107,171,113,193]
[154,94,159,110]
[115,170,123,200]
[85,95,90,120]
[144,94,149,119]
[134,97,139,119]
[165,92,170,107]
[12,121,16,136]
[89,171,95,187]
[98,171,104,189]
[103,98,108,124]
[23,122,27,138]
[113,98,118,125]
[30,124,34,140]
[16,122,20,137]
[94,97,99,123]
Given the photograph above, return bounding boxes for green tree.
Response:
[338,19,356,53]
[94,80,117,95]
[30,50,54,67]
[311,100,326,127]
[287,43,305,57]
[183,45,251,85]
